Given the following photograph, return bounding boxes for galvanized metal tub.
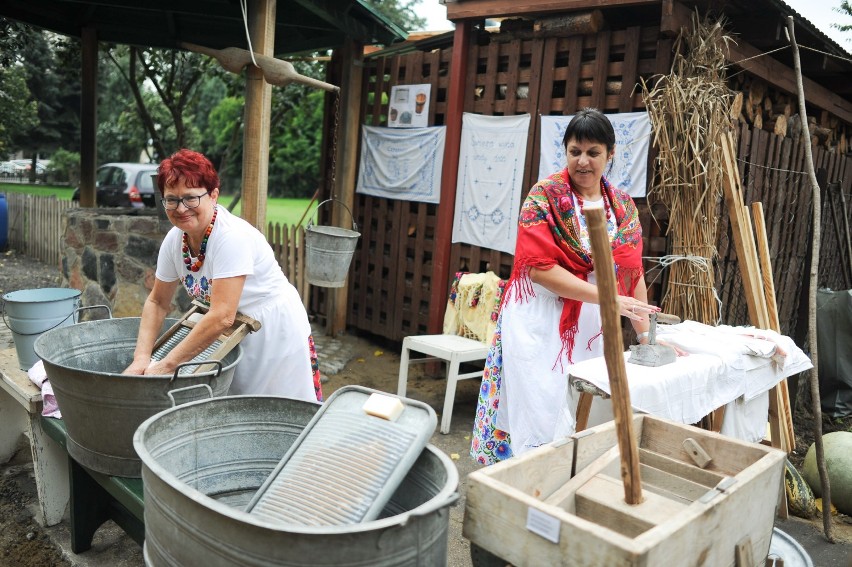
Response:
[34,317,240,478]
[134,395,459,566]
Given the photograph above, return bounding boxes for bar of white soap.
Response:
[363,393,405,421]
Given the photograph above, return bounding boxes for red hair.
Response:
[157,149,219,196]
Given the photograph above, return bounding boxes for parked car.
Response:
[72,163,159,208]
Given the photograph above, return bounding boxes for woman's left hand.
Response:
[145,359,177,376]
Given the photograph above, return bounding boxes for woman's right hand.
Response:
[123,358,150,375]
[616,295,659,322]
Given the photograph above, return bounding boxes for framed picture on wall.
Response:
[389,84,431,128]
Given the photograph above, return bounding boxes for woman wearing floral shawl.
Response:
[471,108,660,465]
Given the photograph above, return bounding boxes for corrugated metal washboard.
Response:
[246,385,436,526]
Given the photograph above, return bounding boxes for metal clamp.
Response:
[698,476,737,504]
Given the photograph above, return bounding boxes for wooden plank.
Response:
[720,131,770,329]
[619,26,641,112]
[726,40,852,125]
[446,0,660,20]
[544,445,620,509]
[638,448,724,488]
[590,30,611,111]
[640,416,771,475]
[564,35,583,114]
[601,459,710,503]
[574,474,686,538]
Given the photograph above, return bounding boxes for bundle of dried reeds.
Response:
[641,12,734,324]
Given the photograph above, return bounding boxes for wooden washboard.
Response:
[151,300,261,375]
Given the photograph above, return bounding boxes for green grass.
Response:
[0,183,74,199]
[227,196,317,228]
[0,183,316,227]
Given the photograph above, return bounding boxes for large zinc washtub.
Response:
[133,395,459,567]
[34,317,240,478]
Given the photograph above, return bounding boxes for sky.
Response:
[413,0,852,49]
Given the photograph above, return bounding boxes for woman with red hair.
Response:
[124,149,322,402]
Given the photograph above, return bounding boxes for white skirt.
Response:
[228,283,316,402]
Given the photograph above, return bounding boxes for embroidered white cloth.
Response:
[356,125,446,203]
[452,113,531,254]
[568,321,812,442]
[538,112,652,198]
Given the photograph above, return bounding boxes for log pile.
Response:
[728,74,848,154]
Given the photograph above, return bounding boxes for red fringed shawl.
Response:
[510,169,644,363]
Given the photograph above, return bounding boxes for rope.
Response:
[239,0,259,68]
[643,254,723,324]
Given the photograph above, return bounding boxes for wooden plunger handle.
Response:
[584,203,643,505]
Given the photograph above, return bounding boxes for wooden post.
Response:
[584,204,643,505]
[79,27,98,209]
[240,0,275,230]
[787,16,832,542]
[428,21,472,334]
[328,39,364,337]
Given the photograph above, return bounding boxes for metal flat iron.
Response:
[628,312,681,367]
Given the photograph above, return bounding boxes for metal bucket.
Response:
[767,528,813,567]
[304,199,360,288]
[34,317,240,478]
[134,396,459,566]
[2,287,81,370]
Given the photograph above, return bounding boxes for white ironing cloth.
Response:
[568,321,812,441]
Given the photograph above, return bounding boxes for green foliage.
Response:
[0,66,39,156]
[363,0,427,30]
[46,149,81,186]
[8,30,80,163]
[835,1,852,35]
[268,87,325,198]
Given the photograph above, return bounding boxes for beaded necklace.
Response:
[572,183,611,220]
[182,207,218,272]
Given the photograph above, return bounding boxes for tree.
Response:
[9,30,80,180]
[364,0,427,31]
[104,45,215,160]
[0,66,38,157]
[834,1,852,37]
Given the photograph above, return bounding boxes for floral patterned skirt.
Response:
[470,318,514,465]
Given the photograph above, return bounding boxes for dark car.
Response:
[72,163,159,208]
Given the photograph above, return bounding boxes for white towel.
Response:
[26,359,61,418]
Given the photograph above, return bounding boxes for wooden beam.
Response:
[79,27,97,209]
[585,204,642,505]
[661,0,852,125]
[428,21,472,334]
[328,39,363,337]
[446,0,658,21]
[240,0,275,230]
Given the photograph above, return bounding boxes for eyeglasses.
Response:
[162,191,209,210]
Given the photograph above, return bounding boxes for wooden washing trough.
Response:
[463,414,786,567]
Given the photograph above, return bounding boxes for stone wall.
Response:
[61,209,190,319]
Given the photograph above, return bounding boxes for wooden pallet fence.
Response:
[4,193,77,269]
[266,221,309,309]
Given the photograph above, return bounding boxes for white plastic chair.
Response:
[397,272,504,434]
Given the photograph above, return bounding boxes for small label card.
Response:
[526,506,561,544]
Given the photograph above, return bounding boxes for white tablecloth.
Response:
[568,322,813,442]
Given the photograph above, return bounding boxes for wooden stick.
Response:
[752,202,795,454]
[839,182,852,285]
[787,16,833,542]
[720,133,770,329]
[584,204,643,505]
